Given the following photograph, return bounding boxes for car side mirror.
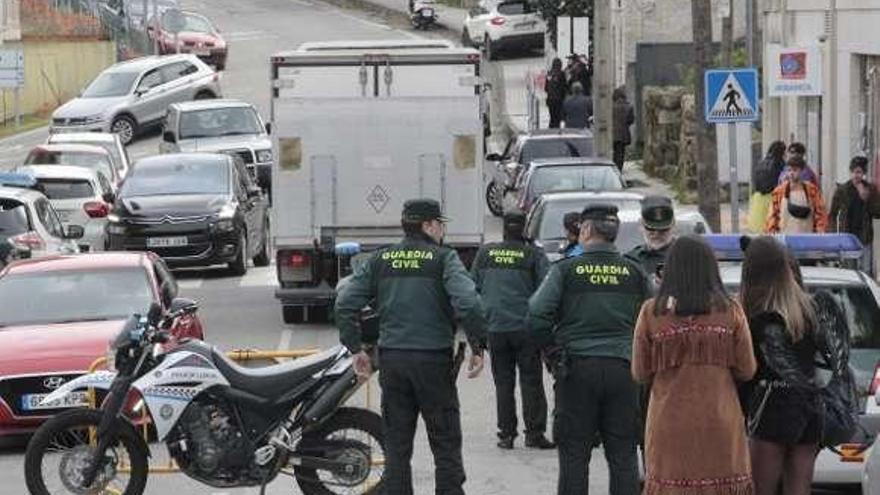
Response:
[65,225,85,240]
[264,122,272,135]
[168,297,199,317]
[102,192,116,204]
[485,152,502,162]
[162,131,176,143]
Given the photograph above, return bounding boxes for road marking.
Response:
[176,278,204,290]
[277,329,293,351]
[223,30,278,42]
[239,266,277,287]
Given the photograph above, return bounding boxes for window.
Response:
[35,179,95,200]
[34,198,65,238]
[137,68,163,91]
[97,172,113,197]
[160,62,197,84]
[498,1,533,15]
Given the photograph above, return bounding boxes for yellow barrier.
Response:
[85,347,378,478]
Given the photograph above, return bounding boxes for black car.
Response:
[106,153,269,275]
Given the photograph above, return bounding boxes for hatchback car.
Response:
[0,174,82,261]
[149,10,227,70]
[462,0,545,60]
[46,132,131,180]
[160,99,273,193]
[50,54,222,145]
[106,153,269,275]
[486,128,594,216]
[515,158,625,212]
[23,143,119,190]
[0,252,202,434]
[17,166,115,252]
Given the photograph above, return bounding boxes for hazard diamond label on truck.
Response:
[367,185,390,213]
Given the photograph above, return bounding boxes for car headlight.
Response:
[256,149,273,163]
[213,218,235,232]
[83,114,105,125]
[217,202,237,219]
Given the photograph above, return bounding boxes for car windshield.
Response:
[0,204,30,237]
[164,12,213,32]
[520,138,593,165]
[0,268,153,327]
[529,166,622,197]
[122,160,229,197]
[498,1,534,14]
[36,179,95,200]
[25,151,114,182]
[178,107,262,139]
[81,71,138,98]
[536,198,641,240]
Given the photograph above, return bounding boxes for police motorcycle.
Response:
[24,302,385,495]
[410,0,437,29]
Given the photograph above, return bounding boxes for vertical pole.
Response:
[151,0,159,54]
[13,86,19,127]
[729,122,739,233]
[592,0,613,159]
[721,0,733,67]
[746,0,754,67]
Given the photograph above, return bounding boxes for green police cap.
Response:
[580,203,619,222]
[641,195,674,230]
[402,199,448,223]
[503,211,527,231]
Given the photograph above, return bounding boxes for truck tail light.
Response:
[84,201,109,218]
[278,249,313,283]
[490,16,506,26]
[9,231,45,251]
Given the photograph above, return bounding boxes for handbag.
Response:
[785,184,813,219]
[746,380,775,436]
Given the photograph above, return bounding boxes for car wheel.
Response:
[111,115,136,145]
[194,90,215,100]
[253,219,270,267]
[229,232,248,276]
[486,181,504,217]
[484,35,496,61]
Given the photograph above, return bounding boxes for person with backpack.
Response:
[748,141,787,233]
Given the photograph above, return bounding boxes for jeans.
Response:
[488,331,548,440]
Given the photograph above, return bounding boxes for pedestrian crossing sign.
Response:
[704,68,760,123]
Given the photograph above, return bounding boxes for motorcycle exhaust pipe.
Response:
[302,367,359,427]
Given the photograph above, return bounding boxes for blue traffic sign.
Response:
[704,68,759,124]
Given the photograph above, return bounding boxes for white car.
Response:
[462,0,545,60]
[23,143,121,190]
[46,132,131,180]
[0,175,81,261]
[17,166,115,253]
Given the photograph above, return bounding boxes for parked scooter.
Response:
[410,0,437,29]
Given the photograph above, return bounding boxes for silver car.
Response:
[50,54,222,145]
[159,99,273,192]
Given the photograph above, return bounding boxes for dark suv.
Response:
[485,128,594,216]
[106,153,269,275]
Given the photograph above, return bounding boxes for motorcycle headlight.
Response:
[256,149,273,163]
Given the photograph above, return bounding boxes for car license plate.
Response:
[194,49,210,56]
[146,236,188,248]
[515,21,535,30]
[21,391,89,411]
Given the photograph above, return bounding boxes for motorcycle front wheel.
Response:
[294,407,385,495]
[24,408,149,495]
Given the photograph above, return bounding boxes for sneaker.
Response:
[525,435,556,449]
[496,437,514,450]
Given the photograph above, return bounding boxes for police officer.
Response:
[471,212,553,450]
[335,198,488,495]
[561,211,584,258]
[625,195,677,283]
[528,204,650,495]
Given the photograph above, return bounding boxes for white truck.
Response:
[269,40,486,324]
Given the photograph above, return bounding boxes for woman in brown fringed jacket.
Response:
[632,236,757,495]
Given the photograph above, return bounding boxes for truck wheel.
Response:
[283,305,306,324]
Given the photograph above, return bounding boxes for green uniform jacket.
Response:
[470,240,550,333]
[528,242,650,360]
[335,235,488,353]
[624,243,669,281]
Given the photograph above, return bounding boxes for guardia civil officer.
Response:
[335,198,488,495]
[471,212,553,450]
[625,195,676,283]
[528,204,650,495]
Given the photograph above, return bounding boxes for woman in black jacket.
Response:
[740,236,821,495]
[748,141,787,232]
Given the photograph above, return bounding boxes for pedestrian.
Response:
[334,198,488,495]
[748,141,787,233]
[546,58,568,129]
[765,156,827,234]
[625,195,676,285]
[829,156,880,272]
[529,204,651,495]
[567,54,591,96]
[561,211,584,258]
[563,82,592,129]
[471,212,554,451]
[739,236,822,495]
[776,142,820,189]
[612,87,635,172]
[632,236,757,495]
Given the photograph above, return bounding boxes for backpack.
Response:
[753,156,780,194]
[813,291,860,448]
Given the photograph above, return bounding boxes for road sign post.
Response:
[705,68,760,233]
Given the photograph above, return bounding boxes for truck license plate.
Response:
[21,391,89,411]
[146,236,188,248]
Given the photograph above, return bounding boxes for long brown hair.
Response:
[740,237,815,340]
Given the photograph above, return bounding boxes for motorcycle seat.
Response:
[211,346,342,399]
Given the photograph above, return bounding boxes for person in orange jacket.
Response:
[766,156,827,234]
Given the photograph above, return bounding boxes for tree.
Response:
[692,0,720,232]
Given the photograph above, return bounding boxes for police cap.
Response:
[503,211,527,231]
[580,204,619,222]
[641,195,674,230]
[402,199,448,223]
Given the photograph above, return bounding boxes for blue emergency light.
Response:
[0,172,37,190]
[335,242,361,256]
[703,234,863,261]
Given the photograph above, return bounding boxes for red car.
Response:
[0,252,203,435]
[149,10,228,70]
